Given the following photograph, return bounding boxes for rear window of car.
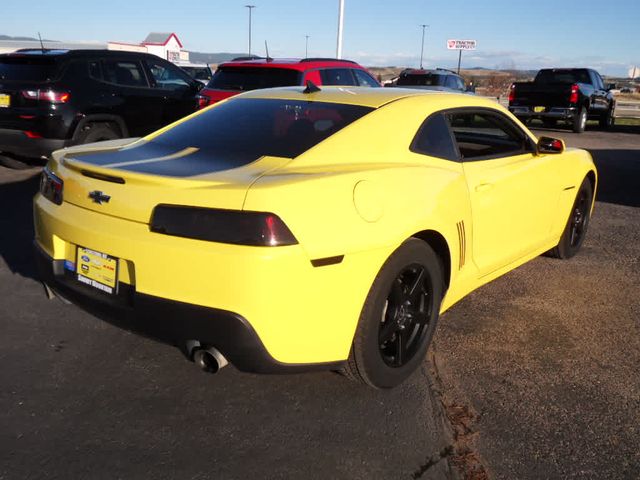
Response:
[182,66,212,81]
[396,73,445,87]
[535,69,591,84]
[0,57,61,82]
[208,67,302,91]
[133,98,373,176]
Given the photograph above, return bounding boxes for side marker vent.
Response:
[456,220,466,269]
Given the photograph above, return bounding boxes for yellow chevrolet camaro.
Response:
[34,86,596,388]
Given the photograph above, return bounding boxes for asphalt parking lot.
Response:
[1,124,638,479]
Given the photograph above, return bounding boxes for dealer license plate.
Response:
[534,106,546,113]
[0,94,10,108]
[76,247,118,294]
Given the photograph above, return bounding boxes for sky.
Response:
[2,0,639,76]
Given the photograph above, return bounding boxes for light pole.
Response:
[336,0,344,59]
[305,35,310,58]
[245,5,255,55]
[419,24,429,69]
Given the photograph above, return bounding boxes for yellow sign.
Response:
[0,94,10,108]
[76,247,118,294]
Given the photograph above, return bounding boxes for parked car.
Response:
[173,60,213,85]
[35,87,596,388]
[390,68,468,93]
[197,57,380,108]
[508,68,615,133]
[0,49,203,163]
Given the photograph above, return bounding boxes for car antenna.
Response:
[265,41,273,62]
[37,32,46,53]
[303,80,321,94]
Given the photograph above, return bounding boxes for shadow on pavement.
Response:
[0,174,40,279]
[589,149,640,207]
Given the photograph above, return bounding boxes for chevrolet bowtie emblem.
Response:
[88,190,111,204]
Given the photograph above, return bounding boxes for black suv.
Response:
[0,49,202,163]
[392,68,467,92]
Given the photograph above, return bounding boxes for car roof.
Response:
[234,85,499,109]
[219,57,363,72]
[1,49,161,60]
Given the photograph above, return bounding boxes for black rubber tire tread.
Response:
[572,106,587,133]
[599,105,614,130]
[0,154,33,170]
[547,177,593,259]
[341,238,443,389]
[74,123,121,145]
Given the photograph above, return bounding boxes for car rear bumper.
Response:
[33,194,387,369]
[509,106,577,120]
[34,241,344,374]
[0,128,67,159]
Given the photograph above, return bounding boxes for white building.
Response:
[108,32,189,62]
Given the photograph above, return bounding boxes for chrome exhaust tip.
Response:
[193,347,228,374]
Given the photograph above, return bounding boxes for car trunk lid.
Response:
[56,139,289,224]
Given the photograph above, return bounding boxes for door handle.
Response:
[475,183,494,192]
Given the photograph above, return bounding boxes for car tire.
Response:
[0,154,34,170]
[572,107,587,133]
[74,123,121,145]
[342,239,443,389]
[547,177,593,259]
[599,105,615,130]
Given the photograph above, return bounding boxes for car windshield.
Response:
[397,74,445,87]
[0,57,61,82]
[207,67,302,91]
[535,70,591,84]
[114,98,374,177]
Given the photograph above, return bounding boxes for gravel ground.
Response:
[433,128,640,479]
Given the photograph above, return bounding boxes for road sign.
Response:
[447,39,477,50]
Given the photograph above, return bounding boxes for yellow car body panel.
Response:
[34,87,597,369]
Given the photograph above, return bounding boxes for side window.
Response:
[146,60,191,90]
[319,68,357,86]
[88,60,102,81]
[102,60,147,87]
[593,71,605,90]
[445,76,459,90]
[411,113,458,161]
[455,77,465,91]
[353,69,379,87]
[447,111,532,161]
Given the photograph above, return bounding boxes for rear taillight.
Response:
[508,84,516,104]
[21,89,70,104]
[40,166,64,205]
[569,84,579,104]
[196,94,210,109]
[150,205,298,246]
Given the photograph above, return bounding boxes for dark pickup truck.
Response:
[508,68,615,133]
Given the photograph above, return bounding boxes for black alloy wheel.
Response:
[568,185,590,248]
[378,264,433,368]
[547,176,593,259]
[342,239,443,388]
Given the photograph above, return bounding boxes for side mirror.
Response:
[537,136,565,154]
[606,83,616,91]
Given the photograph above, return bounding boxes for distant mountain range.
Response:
[189,52,247,64]
[0,34,57,42]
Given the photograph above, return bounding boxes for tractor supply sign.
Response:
[447,39,477,50]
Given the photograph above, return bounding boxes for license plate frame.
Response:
[533,106,546,113]
[76,247,119,295]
